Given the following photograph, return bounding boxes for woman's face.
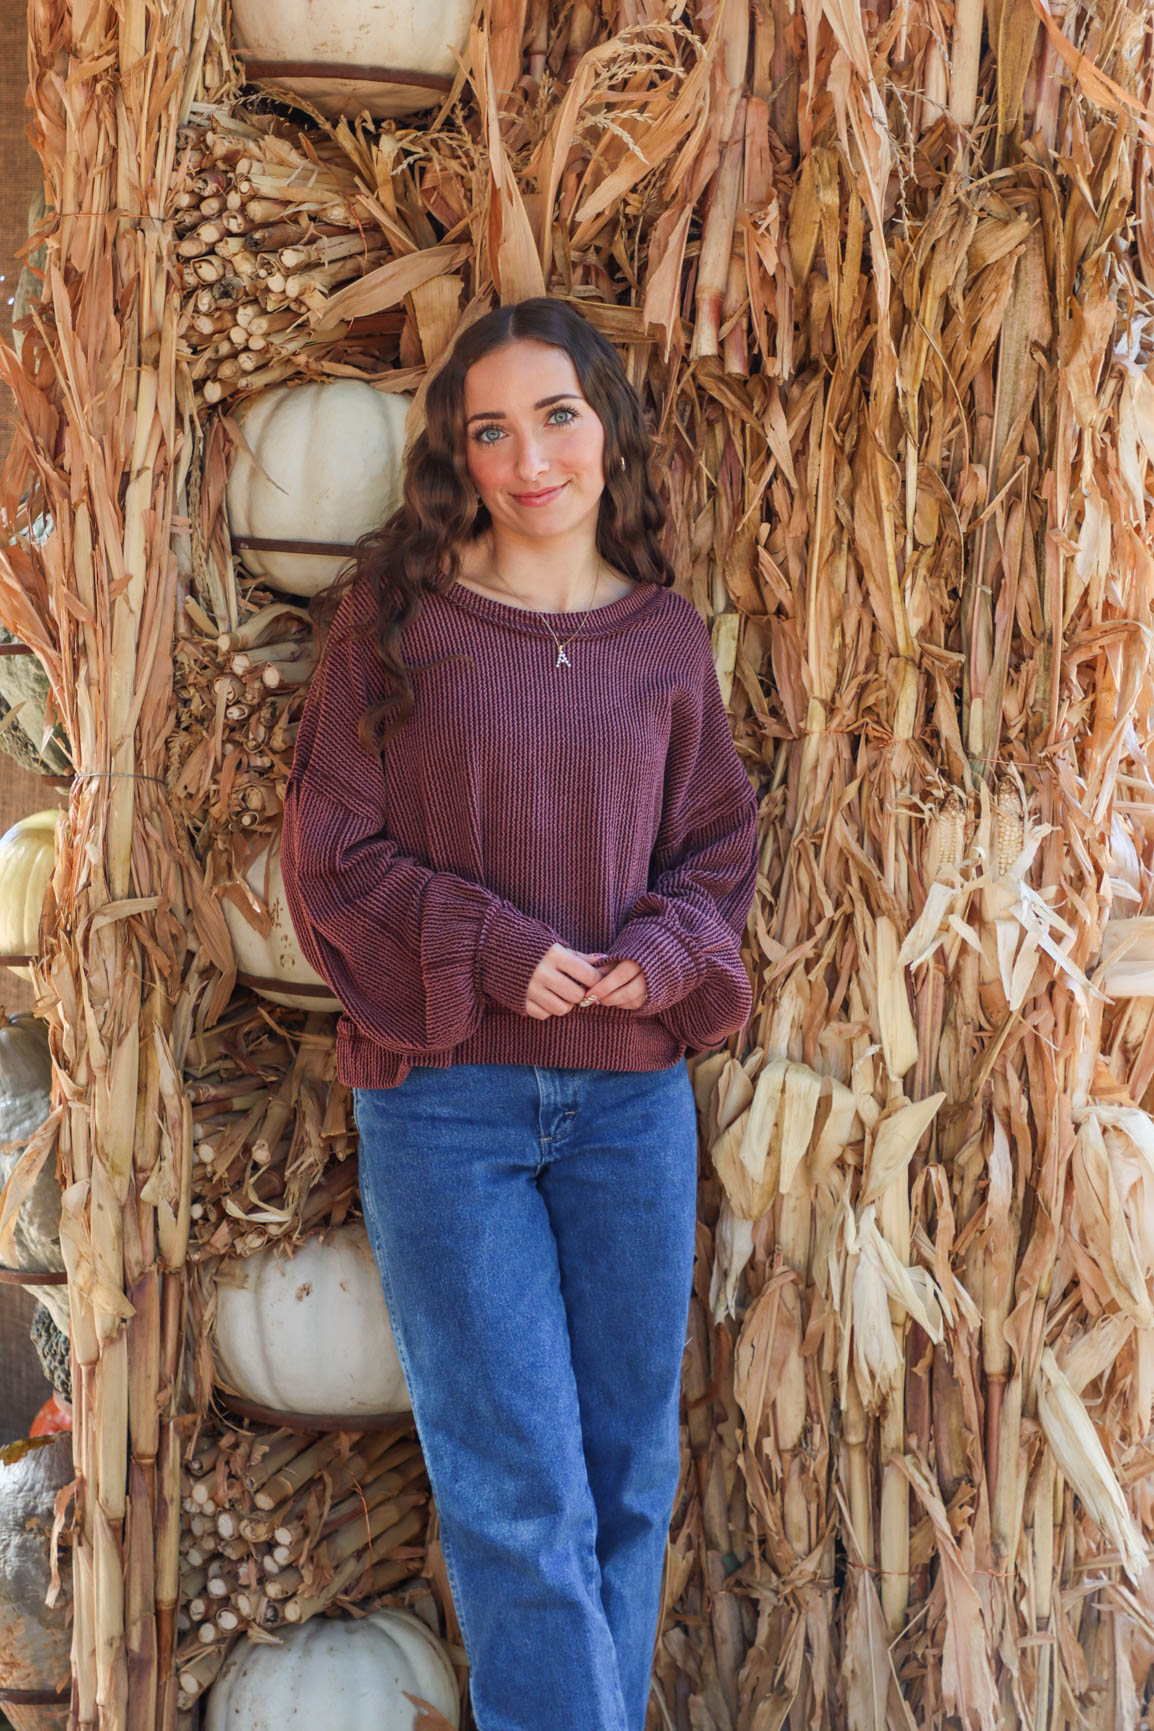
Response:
[462,339,607,541]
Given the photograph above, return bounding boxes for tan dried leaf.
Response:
[875,915,918,1079]
[861,1093,946,1207]
[1037,1347,1147,1583]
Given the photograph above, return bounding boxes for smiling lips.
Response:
[510,482,568,506]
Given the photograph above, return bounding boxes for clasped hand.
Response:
[523,944,649,1021]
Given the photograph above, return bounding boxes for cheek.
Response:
[568,421,606,478]
[466,442,506,489]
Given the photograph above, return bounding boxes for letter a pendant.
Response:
[555,645,571,668]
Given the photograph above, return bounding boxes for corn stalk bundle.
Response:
[168,592,316,857]
[171,111,411,405]
[182,998,356,1266]
[2,0,1154,1723]
[172,1418,437,1709]
[679,22,1154,1731]
[0,0,241,1726]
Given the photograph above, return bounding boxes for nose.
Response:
[512,432,549,483]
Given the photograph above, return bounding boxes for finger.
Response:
[541,969,592,1007]
[595,985,644,1009]
[555,952,608,989]
[551,955,613,999]
[587,962,637,1001]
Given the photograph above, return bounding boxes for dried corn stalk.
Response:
[172,1418,438,1708]
[182,999,356,1265]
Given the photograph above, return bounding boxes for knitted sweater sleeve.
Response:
[605,635,759,1051]
[280,588,561,1053]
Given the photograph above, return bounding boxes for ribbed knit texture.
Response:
[279,572,760,1088]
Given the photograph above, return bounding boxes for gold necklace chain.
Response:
[489,554,603,670]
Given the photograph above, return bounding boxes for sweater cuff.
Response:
[478,902,560,1015]
[605,918,701,1014]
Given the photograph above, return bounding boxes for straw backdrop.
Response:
[2,0,1154,1725]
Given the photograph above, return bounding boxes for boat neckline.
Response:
[440,576,668,635]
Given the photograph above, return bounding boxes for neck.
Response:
[486,524,602,612]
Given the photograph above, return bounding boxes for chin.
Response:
[498,491,601,532]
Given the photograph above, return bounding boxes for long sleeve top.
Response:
[279,571,760,1089]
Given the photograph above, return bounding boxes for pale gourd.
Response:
[226,382,411,596]
[0,811,58,981]
[205,1608,459,1731]
[213,1223,411,1418]
[0,1010,69,1335]
[222,830,341,1012]
[0,1434,73,1731]
[230,0,475,121]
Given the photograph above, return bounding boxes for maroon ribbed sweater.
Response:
[279,572,760,1089]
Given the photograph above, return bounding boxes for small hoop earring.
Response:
[618,456,626,472]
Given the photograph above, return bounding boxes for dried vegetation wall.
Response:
[2,0,1154,1724]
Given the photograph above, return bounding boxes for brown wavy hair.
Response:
[314,296,676,752]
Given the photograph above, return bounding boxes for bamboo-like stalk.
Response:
[173,1418,430,1671]
[691,116,745,359]
[252,1436,350,1509]
[281,1507,427,1623]
[948,0,984,128]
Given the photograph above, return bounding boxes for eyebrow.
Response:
[465,393,581,425]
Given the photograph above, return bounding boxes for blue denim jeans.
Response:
[353,1058,699,1731]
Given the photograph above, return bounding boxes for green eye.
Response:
[470,406,578,443]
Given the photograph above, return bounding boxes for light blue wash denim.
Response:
[352,1058,700,1731]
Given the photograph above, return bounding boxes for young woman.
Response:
[280,297,759,1731]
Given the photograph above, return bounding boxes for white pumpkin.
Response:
[231,0,475,120]
[213,1222,411,1418]
[205,1608,459,1731]
[0,810,58,981]
[227,382,411,596]
[223,830,341,1012]
[0,1011,69,1335]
